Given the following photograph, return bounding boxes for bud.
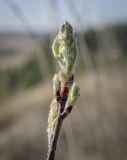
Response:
[66,83,80,107]
[47,99,58,147]
[53,74,60,96]
[52,21,78,74]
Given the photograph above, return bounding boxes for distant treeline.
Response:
[0,57,41,100]
[0,24,127,101]
[82,24,127,54]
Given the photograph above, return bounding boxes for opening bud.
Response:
[53,74,60,96]
[52,21,78,75]
[66,82,80,107]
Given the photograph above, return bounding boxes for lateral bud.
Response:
[66,82,80,107]
[53,74,60,96]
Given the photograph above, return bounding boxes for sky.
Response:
[0,0,127,33]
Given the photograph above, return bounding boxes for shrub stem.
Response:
[47,103,63,160]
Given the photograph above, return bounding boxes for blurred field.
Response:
[0,34,37,69]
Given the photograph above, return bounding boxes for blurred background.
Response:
[0,0,127,159]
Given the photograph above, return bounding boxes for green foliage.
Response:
[0,71,9,101]
[112,25,127,54]
[0,56,42,102]
[0,49,15,58]
[84,30,98,53]
[20,56,42,87]
[6,69,20,90]
[81,24,127,57]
